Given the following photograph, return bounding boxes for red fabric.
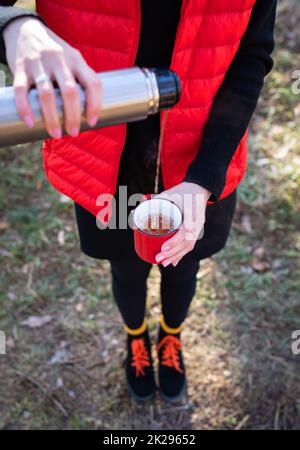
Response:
[36,0,256,219]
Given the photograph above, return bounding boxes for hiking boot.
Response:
[126,330,156,401]
[157,327,186,401]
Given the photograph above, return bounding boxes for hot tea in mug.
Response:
[132,197,182,263]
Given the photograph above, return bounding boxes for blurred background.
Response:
[0,0,300,430]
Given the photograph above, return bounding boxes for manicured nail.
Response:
[163,260,171,267]
[70,127,79,137]
[156,254,164,263]
[52,128,62,139]
[88,116,98,127]
[24,115,34,128]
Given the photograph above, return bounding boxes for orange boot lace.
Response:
[131,338,151,377]
[157,335,183,374]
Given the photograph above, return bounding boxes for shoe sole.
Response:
[126,378,156,403]
[159,381,187,403]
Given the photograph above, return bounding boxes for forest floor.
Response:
[0,0,300,430]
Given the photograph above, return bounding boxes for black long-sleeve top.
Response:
[0,1,276,200]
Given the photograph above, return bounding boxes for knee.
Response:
[160,260,200,285]
[110,259,152,285]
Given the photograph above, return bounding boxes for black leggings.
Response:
[110,257,200,330]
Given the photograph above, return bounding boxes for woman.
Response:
[0,1,276,402]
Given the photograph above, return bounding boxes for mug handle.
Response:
[142,193,152,201]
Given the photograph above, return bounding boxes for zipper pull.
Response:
[154,111,168,194]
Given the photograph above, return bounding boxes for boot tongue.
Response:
[158,326,180,343]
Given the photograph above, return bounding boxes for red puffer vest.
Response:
[36,0,256,218]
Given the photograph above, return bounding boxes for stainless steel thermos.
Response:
[0,67,181,147]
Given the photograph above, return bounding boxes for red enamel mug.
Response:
[132,195,183,264]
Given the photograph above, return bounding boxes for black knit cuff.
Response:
[183,164,226,203]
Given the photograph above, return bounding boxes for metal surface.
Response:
[0,67,164,147]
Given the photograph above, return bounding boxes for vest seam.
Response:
[176,99,214,109]
[49,151,114,187]
[41,0,134,21]
[166,130,203,135]
[191,7,253,16]
[178,40,241,53]
[195,41,240,49]
[47,167,105,204]
[187,72,225,81]
[58,140,116,168]
[70,41,132,56]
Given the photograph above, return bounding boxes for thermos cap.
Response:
[152,68,182,110]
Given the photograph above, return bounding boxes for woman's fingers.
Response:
[5,17,101,137]
[36,77,61,139]
[170,249,190,267]
[156,238,187,263]
[161,246,192,268]
[74,55,102,127]
[27,58,61,138]
[160,227,185,252]
[13,69,35,128]
[53,55,81,137]
[156,226,196,266]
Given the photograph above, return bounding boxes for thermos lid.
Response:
[152,68,182,110]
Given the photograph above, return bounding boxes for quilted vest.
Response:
[36,0,256,218]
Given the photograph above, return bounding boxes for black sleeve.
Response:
[0,5,45,65]
[183,0,277,201]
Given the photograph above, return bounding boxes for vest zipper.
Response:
[154,111,168,194]
[120,0,141,141]
[154,0,188,194]
[132,0,142,66]
[113,0,141,197]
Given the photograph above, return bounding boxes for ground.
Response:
[0,0,300,430]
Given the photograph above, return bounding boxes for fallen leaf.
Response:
[251,259,271,273]
[0,249,13,257]
[0,221,9,231]
[58,230,65,246]
[56,377,64,388]
[22,411,31,419]
[272,259,283,270]
[21,315,52,328]
[48,348,70,365]
[35,180,42,191]
[240,214,253,234]
[75,303,84,312]
[223,370,231,378]
[59,194,72,204]
[68,390,76,399]
[256,158,270,167]
[253,246,266,259]
[6,337,15,348]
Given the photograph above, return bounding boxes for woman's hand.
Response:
[154,182,211,267]
[3,17,102,138]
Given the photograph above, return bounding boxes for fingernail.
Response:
[24,115,34,128]
[52,128,62,139]
[156,255,164,263]
[163,260,171,267]
[88,116,98,127]
[70,127,79,137]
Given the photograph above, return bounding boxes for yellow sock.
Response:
[124,318,147,336]
[160,315,183,335]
